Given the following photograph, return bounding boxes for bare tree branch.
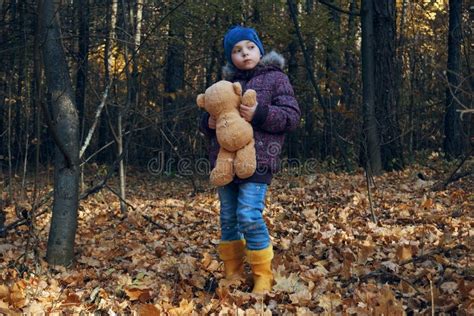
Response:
[287,0,327,110]
[318,0,360,16]
[80,81,112,158]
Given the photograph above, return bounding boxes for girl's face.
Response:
[231,40,261,70]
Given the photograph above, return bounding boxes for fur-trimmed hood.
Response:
[222,51,285,81]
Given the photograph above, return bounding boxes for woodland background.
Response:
[0,0,472,314]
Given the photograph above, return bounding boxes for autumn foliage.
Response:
[0,159,472,314]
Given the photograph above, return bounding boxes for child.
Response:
[199,26,300,294]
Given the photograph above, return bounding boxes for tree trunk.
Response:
[443,0,464,159]
[130,0,143,109]
[7,84,13,202]
[40,0,80,266]
[163,10,185,167]
[374,0,404,171]
[164,18,185,94]
[164,10,185,133]
[303,0,315,158]
[341,0,357,110]
[339,0,358,170]
[117,0,130,213]
[125,0,143,164]
[321,0,341,160]
[407,49,418,158]
[361,0,382,175]
[252,0,261,23]
[0,2,7,163]
[288,40,298,85]
[2,1,18,186]
[75,0,89,143]
[33,3,43,203]
[205,15,219,88]
[15,58,24,173]
[117,113,126,213]
[0,79,4,175]
[286,6,299,160]
[15,0,26,174]
[99,0,118,163]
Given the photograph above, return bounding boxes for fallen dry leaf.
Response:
[135,303,161,316]
[124,287,152,302]
[0,165,471,314]
[0,285,9,300]
[168,299,194,315]
[396,244,413,261]
[10,281,27,309]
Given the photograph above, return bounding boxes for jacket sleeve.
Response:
[251,73,301,134]
[198,112,216,137]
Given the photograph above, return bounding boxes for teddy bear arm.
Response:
[242,89,257,107]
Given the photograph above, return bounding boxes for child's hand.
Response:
[208,115,217,129]
[240,103,257,122]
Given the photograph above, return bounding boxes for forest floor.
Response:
[0,158,473,315]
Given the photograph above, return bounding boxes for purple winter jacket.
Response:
[199,51,301,184]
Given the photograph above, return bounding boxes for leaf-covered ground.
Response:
[1,161,473,315]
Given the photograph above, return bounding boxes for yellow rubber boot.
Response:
[246,245,274,294]
[218,240,246,280]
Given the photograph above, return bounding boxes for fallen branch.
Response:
[343,244,468,286]
[104,184,136,210]
[142,215,168,231]
[430,278,435,316]
[159,128,198,195]
[0,150,127,237]
[0,208,50,237]
[348,269,423,295]
[433,149,473,191]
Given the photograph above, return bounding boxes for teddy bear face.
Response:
[196,81,242,117]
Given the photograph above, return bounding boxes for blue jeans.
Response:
[217,182,270,250]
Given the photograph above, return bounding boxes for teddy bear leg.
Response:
[234,139,257,179]
[211,148,236,186]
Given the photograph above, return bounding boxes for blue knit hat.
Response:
[223,26,264,65]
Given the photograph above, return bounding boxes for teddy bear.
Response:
[197,80,257,186]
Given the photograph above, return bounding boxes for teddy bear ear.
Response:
[233,82,242,96]
[196,94,205,108]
